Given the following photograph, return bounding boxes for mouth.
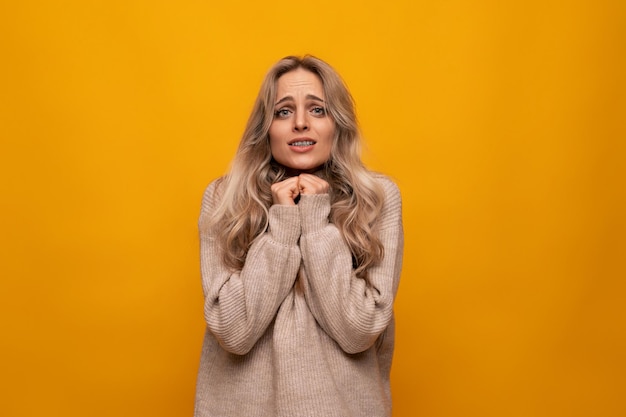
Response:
[288,138,316,147]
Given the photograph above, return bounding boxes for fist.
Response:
[271,175,330,206]
[298,174,329,195]
[271,177,300,206]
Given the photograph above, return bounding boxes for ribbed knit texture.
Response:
[194,175,404,417]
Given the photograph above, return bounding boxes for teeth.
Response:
[290,141,315,146]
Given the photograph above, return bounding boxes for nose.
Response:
[293,111,309,132]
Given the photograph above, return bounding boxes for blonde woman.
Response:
[195,55,404,417]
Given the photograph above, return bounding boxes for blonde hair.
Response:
[205,55,385,277]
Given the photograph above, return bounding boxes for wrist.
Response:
[299,194,331,234]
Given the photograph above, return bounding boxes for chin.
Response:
[282,162,325,175]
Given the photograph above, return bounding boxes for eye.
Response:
[311,106,326,116]
[274,108,292,118]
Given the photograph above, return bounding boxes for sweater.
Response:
[194,175,404,417]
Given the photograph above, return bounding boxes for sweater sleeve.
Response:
[298,177,404,354]
[198,180,302,355]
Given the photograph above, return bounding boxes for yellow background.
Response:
[1,1,624,416]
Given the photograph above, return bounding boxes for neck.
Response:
[282,165,325,178]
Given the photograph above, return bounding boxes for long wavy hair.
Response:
[204,55,385,277]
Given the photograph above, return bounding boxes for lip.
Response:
[287,137,316,153]
[288,137,317,145]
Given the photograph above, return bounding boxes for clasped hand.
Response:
[271,174,329,206]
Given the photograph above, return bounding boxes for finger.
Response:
[271,177,301,205]
[298,174,329,194]
[299,174,327,189]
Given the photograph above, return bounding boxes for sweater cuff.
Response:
[298,194,331,234]
[268,205,301,245]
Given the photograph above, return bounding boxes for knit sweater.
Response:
[194,175,404,417]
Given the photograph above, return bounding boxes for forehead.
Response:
[275,68,324,97]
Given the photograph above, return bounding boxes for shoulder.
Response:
[371,173,402,228]
[200,177,226,214]
[372,173,402,206]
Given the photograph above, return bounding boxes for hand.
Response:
[271,177,301,206]
[298,174,329,195]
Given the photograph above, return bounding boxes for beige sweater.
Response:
[194,175,404,417]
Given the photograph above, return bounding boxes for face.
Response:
[269,68,335,174]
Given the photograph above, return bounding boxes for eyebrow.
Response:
[274,94,325,106]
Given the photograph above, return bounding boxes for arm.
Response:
[199,181,301,355]
[298,178,404,354]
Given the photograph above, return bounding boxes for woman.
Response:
[195,55,404,417]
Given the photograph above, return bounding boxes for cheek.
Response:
[269,120,291,138]
[268,123,277,142]
[268,125,282,154]
[322,124,336,149]
[269,138,280,159]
